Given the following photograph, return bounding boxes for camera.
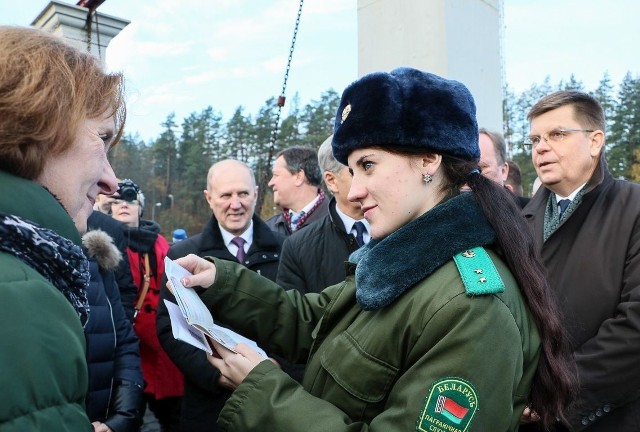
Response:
[117,179,140,202]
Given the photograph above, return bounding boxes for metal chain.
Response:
[84,8,102,59]
[256,0,304,214]
[269,0,304,150]
[85,11,92,53]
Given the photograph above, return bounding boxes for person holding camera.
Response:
[112,179,184,432]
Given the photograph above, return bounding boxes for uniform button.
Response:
[262,254,267,259]
[603,404,611,413]
[595,409,603,417]
[274,254,279,258]
[581,417,589,425]
[588,413,596,421]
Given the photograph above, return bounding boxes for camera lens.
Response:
[120,187,137,202]
[117,180,139,202]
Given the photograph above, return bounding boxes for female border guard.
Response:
[172,67,575,431]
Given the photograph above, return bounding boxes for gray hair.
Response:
[318,135,343,176]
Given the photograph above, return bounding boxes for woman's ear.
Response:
[420,153,442,176]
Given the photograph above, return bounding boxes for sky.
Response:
[1,0,639,141]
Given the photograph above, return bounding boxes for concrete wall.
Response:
[358,0,504,132]
[31,0,129,67]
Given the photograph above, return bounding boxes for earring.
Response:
[422,173,433,184]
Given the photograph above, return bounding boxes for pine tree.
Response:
[608,73,640,179]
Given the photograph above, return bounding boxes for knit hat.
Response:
[332,67,480,165]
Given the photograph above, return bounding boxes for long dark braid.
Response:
[441,155,577,428]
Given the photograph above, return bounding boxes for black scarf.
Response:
[349,193,496,310]
[0,212,90,326]
[122,219,161,253]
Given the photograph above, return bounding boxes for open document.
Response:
[164,256,267,359]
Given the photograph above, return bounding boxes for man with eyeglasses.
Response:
[521,91,640,431]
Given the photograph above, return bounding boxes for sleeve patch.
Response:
[417,377,479,432]
[453,247,505,295]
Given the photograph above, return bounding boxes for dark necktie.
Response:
[558,199,571,217]
[231,237,246,263]
[353,221,367,247]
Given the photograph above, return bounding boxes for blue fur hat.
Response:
[332,67,480,165]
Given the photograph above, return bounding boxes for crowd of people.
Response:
[1,24,639,432]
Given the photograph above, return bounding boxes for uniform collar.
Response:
[349,193,496,310]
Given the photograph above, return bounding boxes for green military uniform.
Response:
[200,194,541,432]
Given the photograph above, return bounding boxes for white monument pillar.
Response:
[358,0,504,133]
[31,1,129,67]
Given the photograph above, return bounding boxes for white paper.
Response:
[164,299,212,354]
[164,257,267,359]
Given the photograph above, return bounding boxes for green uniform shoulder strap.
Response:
[453,246,505,295]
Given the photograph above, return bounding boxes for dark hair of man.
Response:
[478,128,507,165]
[385,145,577,428]
[276,146,323,187]
[527,90,606,133]
[505,160,524,196]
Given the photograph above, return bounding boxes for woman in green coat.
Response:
[174,68,575,431]
[0,26,125,430]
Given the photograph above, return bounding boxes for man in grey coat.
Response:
[521,91,640,431]
[266,146,329,235]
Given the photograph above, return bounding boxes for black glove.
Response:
[103,380,145,432]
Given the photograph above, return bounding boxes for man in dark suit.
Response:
[505,160,525,197]
[478,128,529,208]
[156,159,284,431]
[277,135,370,294]
[521,91,640,431]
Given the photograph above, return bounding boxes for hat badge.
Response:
[341,103,352,123]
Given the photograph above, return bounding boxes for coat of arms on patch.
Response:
[417,377,478,432]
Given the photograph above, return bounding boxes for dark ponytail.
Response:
[441,155,577,428]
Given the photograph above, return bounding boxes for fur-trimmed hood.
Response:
[82,229,122,272]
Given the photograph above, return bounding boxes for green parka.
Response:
[200,194,541,432]
[0,170,91,431]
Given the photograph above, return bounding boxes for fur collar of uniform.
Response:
[349,192,496,310]
[82,230,122,272]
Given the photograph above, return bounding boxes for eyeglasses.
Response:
[112,199,140,206]
[524,128,594,147]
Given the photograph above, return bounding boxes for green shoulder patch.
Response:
[417,377,478,432]
[453,247,505,295]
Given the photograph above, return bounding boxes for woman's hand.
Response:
[174,254,217,289]
[208,340,266,390]
[91,422,112,432]
[520,406,540,424]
